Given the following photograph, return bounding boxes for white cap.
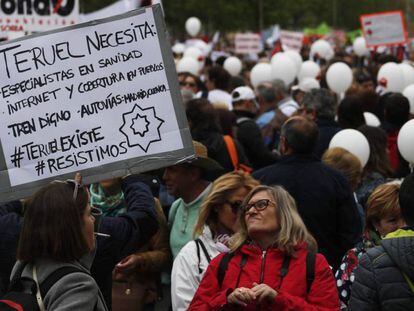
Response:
[291,77,320,92]
[231,86,256,102]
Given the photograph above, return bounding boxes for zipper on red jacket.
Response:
[259,250,267,283]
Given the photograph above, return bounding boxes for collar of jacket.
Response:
[233,109,256,119]
[240,240,308,255]
[315,117,340,128]
[278,153,319,164]
[384,228,414,239]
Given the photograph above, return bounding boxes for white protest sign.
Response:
[280,30,303,52]
[0,5,193,201]
[0,0,79,35]
[234,33,263,55]
[360,10,408,47]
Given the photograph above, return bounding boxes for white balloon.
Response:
[250,63,272,88]
[270,52,284,64]
[363,112,381,127]
[176,57,199,76]
[172,43,186,54]
[298,61,320,82]
[185,17,201,37]
[329,129,370,167]
[284,50,303,75]
[310,39,334,61]
[399,63,414,88]
[403,84,414,114]
[397,119,414,164]
[353,37,369,57]
[184,46,202,60]
[223,57,242,76]
[271,54,297,86]
[326,62,353,93]
[377,62,405,93]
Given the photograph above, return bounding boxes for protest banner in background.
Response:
[0,0,79,35]
[0,4,193,201]
[360,10,407,47]
[280,30,304,52]
[234,33,262,55]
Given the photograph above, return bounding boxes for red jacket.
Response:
[188,243,340,310]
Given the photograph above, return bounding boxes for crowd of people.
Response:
[1,20,414,311]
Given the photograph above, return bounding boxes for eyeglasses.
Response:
[225,200,243,214]
[243,199,275,213]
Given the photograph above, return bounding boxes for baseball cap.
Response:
[231,86,259,108]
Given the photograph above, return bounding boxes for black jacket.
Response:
[0,200,22,291]
[314,118,341,159]
[253,154,361,270]
[190,130,249,173]
[349,229,414,310]
[233,110,278,170]
[90,175,158,307]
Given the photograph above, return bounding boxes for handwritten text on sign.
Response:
[0,7,183,186]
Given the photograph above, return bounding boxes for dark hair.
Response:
[337,95,366,129]
[383,93,410,128]
[17,182,90,262]
[281,117,319,154]
[229,76,245,92]
[400,173,414,226]
[358,125,393,177]
[207,66,230,91]
[215,108,237,135]
[186,98,221,134]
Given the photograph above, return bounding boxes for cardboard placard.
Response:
[360,10,407,47]
[234,33,262,55]
[0,4,193,202]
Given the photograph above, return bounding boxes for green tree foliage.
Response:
[82,0,406,34]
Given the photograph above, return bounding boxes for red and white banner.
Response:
[0,0,79,35]
[360,10,408,47]
[235,33,262,55]
[280,30,303,52]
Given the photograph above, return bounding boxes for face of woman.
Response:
[183,76,199,94]
[83,204,96,251]
[244,190,279,239]
[375,214,404,237]
[216,187,249,234]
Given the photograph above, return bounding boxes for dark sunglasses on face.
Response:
[243,199,275,213]
[225,200,243,214]
[180,81,197,88]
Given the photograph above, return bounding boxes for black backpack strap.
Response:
[195,238,211,263]
[306,251,316,294]
[217,252,235,288]
[39,266,89,298]
[234,253,248,288]
[280,255,291,279]
[195,239,201,274]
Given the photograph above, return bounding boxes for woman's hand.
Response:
[227,287,256,307]
[251,283,277,304]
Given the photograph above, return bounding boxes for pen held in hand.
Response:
[94,232,110,238]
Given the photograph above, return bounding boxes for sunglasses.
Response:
[225,200,243,214]
[180,81,197,88]
[243,199,275,213]
[52,179,82,200]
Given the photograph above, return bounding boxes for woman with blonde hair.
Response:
[189,185,339,310]
[171,171,259,311]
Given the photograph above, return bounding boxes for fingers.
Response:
[251,283,277,304]
[74,172,82,184]
[227,287,255,306]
